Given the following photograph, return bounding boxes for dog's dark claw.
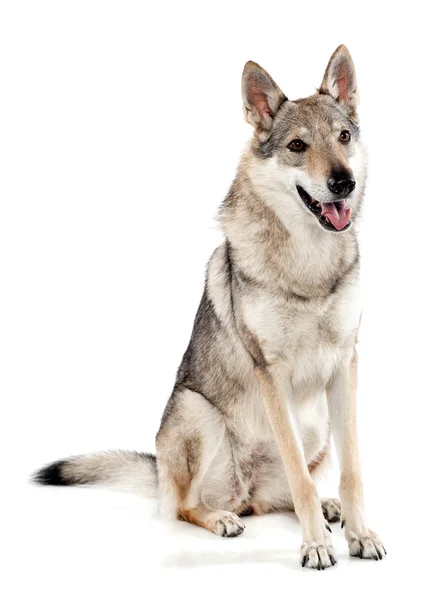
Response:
[341,520,345,529]
[383,546,387,555]
[326,524,332,533]
[301,555,308,568]
[330,554,337,566]
[358,543,364,558]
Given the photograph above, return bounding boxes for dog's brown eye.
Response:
[340,130,351,143]
[288,139,306,152]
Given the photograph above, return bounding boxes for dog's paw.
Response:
[301,542,337,570]
[321,498,341,522]
[346,529,386,560]
[210,512,246,537]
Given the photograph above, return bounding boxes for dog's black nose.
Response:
[327,173,356,196]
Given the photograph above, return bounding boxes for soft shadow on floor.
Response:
[162,548,305,571]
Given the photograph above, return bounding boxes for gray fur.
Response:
[34,451,158,496]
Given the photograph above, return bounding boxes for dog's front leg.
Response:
[327,350,386,560]
[255,366,336,570]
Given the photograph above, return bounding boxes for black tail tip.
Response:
[33,460,69,486]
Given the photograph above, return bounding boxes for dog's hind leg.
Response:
[178,506,245,537]
[156,387,245,536]
[307,442,342,523]
[321,498,341,523]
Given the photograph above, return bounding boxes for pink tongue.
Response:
[321,200,351,230]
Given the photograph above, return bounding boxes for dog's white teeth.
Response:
[325,216,330,223]
[316,203,320,208]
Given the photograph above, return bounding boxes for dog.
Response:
[34,45,385,569]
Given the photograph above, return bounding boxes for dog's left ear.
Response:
[242,61,287,139]
[320,45,359,113]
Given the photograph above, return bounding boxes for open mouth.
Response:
[297,186,352,232]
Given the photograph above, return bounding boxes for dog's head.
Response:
[242,45,365,232]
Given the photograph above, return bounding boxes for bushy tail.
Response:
[33,451,158,497]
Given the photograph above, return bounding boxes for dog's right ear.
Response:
[242,62,287,139]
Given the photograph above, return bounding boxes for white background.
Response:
[1,1,445,598]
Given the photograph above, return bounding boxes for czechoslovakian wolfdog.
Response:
[35,45,385,569]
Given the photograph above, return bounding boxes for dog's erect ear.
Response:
[242,61,287,138]
[320,45,359,113]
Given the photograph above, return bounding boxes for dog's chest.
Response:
[243,282,361,389]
